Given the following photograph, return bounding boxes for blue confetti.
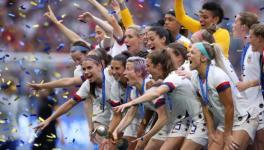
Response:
[30,114,37,117]
[56,43,65,51]
[8,13,15,17]
[23,114,28,117]
[43,43,51,53]
[154,3,160,7]
[25,71,30,75]
[223,17,230,20]
[20,5,26,10]
[260,7,264,11]
[109,10,116,14]
[34,68,41,75]
[20,140,25,144]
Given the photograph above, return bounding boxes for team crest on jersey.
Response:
[247,54,252,64]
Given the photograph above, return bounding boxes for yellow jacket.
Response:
[175,0,230,58]
[119,8,134,29]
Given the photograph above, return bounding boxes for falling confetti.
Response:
[25,25,31,29]
[46,133,56,139]
[53,72,61,78]
[8,13,16,17]
[34,68,41,75]
[0,138,6,142]
[14,96,20,101]
[0,120,5,124]
[138,4,144,8]
[33,143,41,147]
[30,1,38,6]
[154,3,160,7]
[56,43,65,51]
[11,128,18,133]
[33,24,40,28]
[20,5,26,10]
[38,117,45,122]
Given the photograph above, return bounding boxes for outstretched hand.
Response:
[33,119,50,133]
[78,12,94,23]
[27,82,43,91]
[113,102,132,112]
[44,5,62,23]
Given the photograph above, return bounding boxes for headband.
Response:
[70,45,90,52]
[194,43,212,60]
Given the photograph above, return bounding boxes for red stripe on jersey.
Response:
[154,98,165,109]
[73,93,84,102]
[108,100,121,107]
[163,82,176,92]
[216,81,230,93]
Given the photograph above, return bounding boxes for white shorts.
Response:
[168,118,190,137]
[257,111,264,131]
[217,114,258,142]
[152,123,172,141]
[93,110,112,126]
[92,105,112,126]
[186,114,208,146]
[123,122,140,138]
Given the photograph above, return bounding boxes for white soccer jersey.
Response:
[163,70,203,124]
[108,40,127,57]
[109,80,127,107]
[242,45,263,112]
[73,69,112,126]
[191,65,250,126]
[74,65,83,77]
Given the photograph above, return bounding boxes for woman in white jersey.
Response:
[232,12,264,149]
[33,55,113,147]
[115,43,208,150]
[28,48,111,89]
[188,42,258,150]
[111,57,154,149]
[101,51,143,150]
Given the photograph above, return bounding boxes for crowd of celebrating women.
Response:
[27,0,264,149]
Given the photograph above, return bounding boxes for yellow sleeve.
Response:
[175,0,201,33]
[213,28,230,58]
[119,8,134,29]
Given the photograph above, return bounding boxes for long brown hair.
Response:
[147,49,174,78]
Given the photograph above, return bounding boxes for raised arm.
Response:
[78,11,114,37]
[87,0,123,38]
[28,76,83,90]
[45,5,90,46]
[175,0,201,33]
[116,0,134,28]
